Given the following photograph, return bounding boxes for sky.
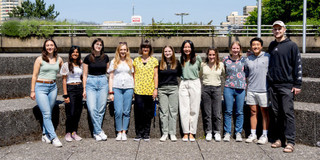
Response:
[30,0,257,25]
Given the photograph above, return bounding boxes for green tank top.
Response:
[38,58,60,80]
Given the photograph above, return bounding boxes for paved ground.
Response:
[0,138,319,160]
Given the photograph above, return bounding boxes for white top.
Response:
[107,59,134,89]
[60,62,82,84]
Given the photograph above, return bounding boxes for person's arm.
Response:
[30,57,41,100]
[108,71,114,101]
[153,67,158,100]
[291,44,302,95]
[82,63,88,98]
[62,75,70,103]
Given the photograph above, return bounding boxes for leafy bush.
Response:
[1,20,20,37]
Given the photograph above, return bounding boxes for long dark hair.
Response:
[42,39,58,62]
[180,40,196,66]
[68,45,82,73]
[205,47,221,70]
[89,38,105,62]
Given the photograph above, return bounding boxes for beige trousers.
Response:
[179,79,201,134]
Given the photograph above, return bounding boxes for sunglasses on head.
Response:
[119,42,127,45]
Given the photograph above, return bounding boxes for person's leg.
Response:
[158,87,169,135]
[142,95,154,138]
[212,86,222,134]
[257,92,269,135]
[179,80,190,139]
[86,76,99,135]
[268,86,281,143]
[201,85,213,135]
[72,84,84,133]
[223,87,234,135]
[122,88,133,132]
[134,94,144,138]
[35,83,58,140]
[66,85,76,133]
[189,79,201,135]
[234,89,245,134]
[113,88,124,132]
[279,87,296,145]
[95,76,108,134]
[249,105,258,130]
[168,85,179,136]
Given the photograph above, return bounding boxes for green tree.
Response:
[246,0,320,25]
[9,0,59,20]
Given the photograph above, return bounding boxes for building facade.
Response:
[0,0,23,23]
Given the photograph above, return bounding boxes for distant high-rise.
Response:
[243,6,256,16]
[0,0,23,23]
[221,5,257,26]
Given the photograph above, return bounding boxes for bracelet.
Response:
[154,88,158,90]
[62,95,69,98]
[31,91,35,92]
[109,91,114,94]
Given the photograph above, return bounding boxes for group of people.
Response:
[30,20,302,153]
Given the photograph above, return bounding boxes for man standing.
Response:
[245,37,270,145]
[267,20,302,153]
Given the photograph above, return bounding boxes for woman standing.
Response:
[223,41,246,142]
[82,38,109,141]
[60,46,83,142]
[200,48,225,142]
[108,42,134,141]
[133,40,158,141]
[179,40,202,142]
[30,39,64,147]
[158,46,182,142]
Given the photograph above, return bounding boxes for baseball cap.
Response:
[273,20,286,28]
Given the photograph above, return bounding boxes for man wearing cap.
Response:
[267,20,302,153]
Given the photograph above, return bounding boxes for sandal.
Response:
[283,143,294,153]
[271,140,282,148]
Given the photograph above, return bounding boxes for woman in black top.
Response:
[82,38,109,141]
[158,46,182,142]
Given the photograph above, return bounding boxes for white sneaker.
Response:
[52,138,62,147]
[223,133,230,142]
[245,134,257,143]
[116,133,122,141]
[160,134,168,142]
[257,135,268,145]
[170,134,177,142]
[98,131,107,141]
[206,133,212,141]
[214,133,221,142]
[236,133,243,142]
[93,134,102,141]
[122,133,127,141]
[42,134,51,144]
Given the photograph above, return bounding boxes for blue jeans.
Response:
[86,75,108,135]
[223,87,245,134]
[113,88,134,132]
[35,82,58,140]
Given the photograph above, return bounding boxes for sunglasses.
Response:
[119,42,127,45]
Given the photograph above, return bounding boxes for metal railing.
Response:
[2,24,320,37]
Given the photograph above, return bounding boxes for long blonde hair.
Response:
[114,43,133,70]
[160,46,177,70]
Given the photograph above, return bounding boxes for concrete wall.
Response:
[1,36,320,53]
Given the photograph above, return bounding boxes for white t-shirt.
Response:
[60,62,82,84]
[107,59,134,89]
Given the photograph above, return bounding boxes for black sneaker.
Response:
[134,136,141,142]
[143,135,150,142]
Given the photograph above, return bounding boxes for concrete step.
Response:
[1,74,319,104]
[0,53,319,78]
[0,97,319,147]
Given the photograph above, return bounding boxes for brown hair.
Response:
[89,38,105,62]
[41,39,58,62]
[138,39,153,56]
[205,47,220,70]
[160,46,177,70]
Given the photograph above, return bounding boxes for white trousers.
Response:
[179,79,201,134]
